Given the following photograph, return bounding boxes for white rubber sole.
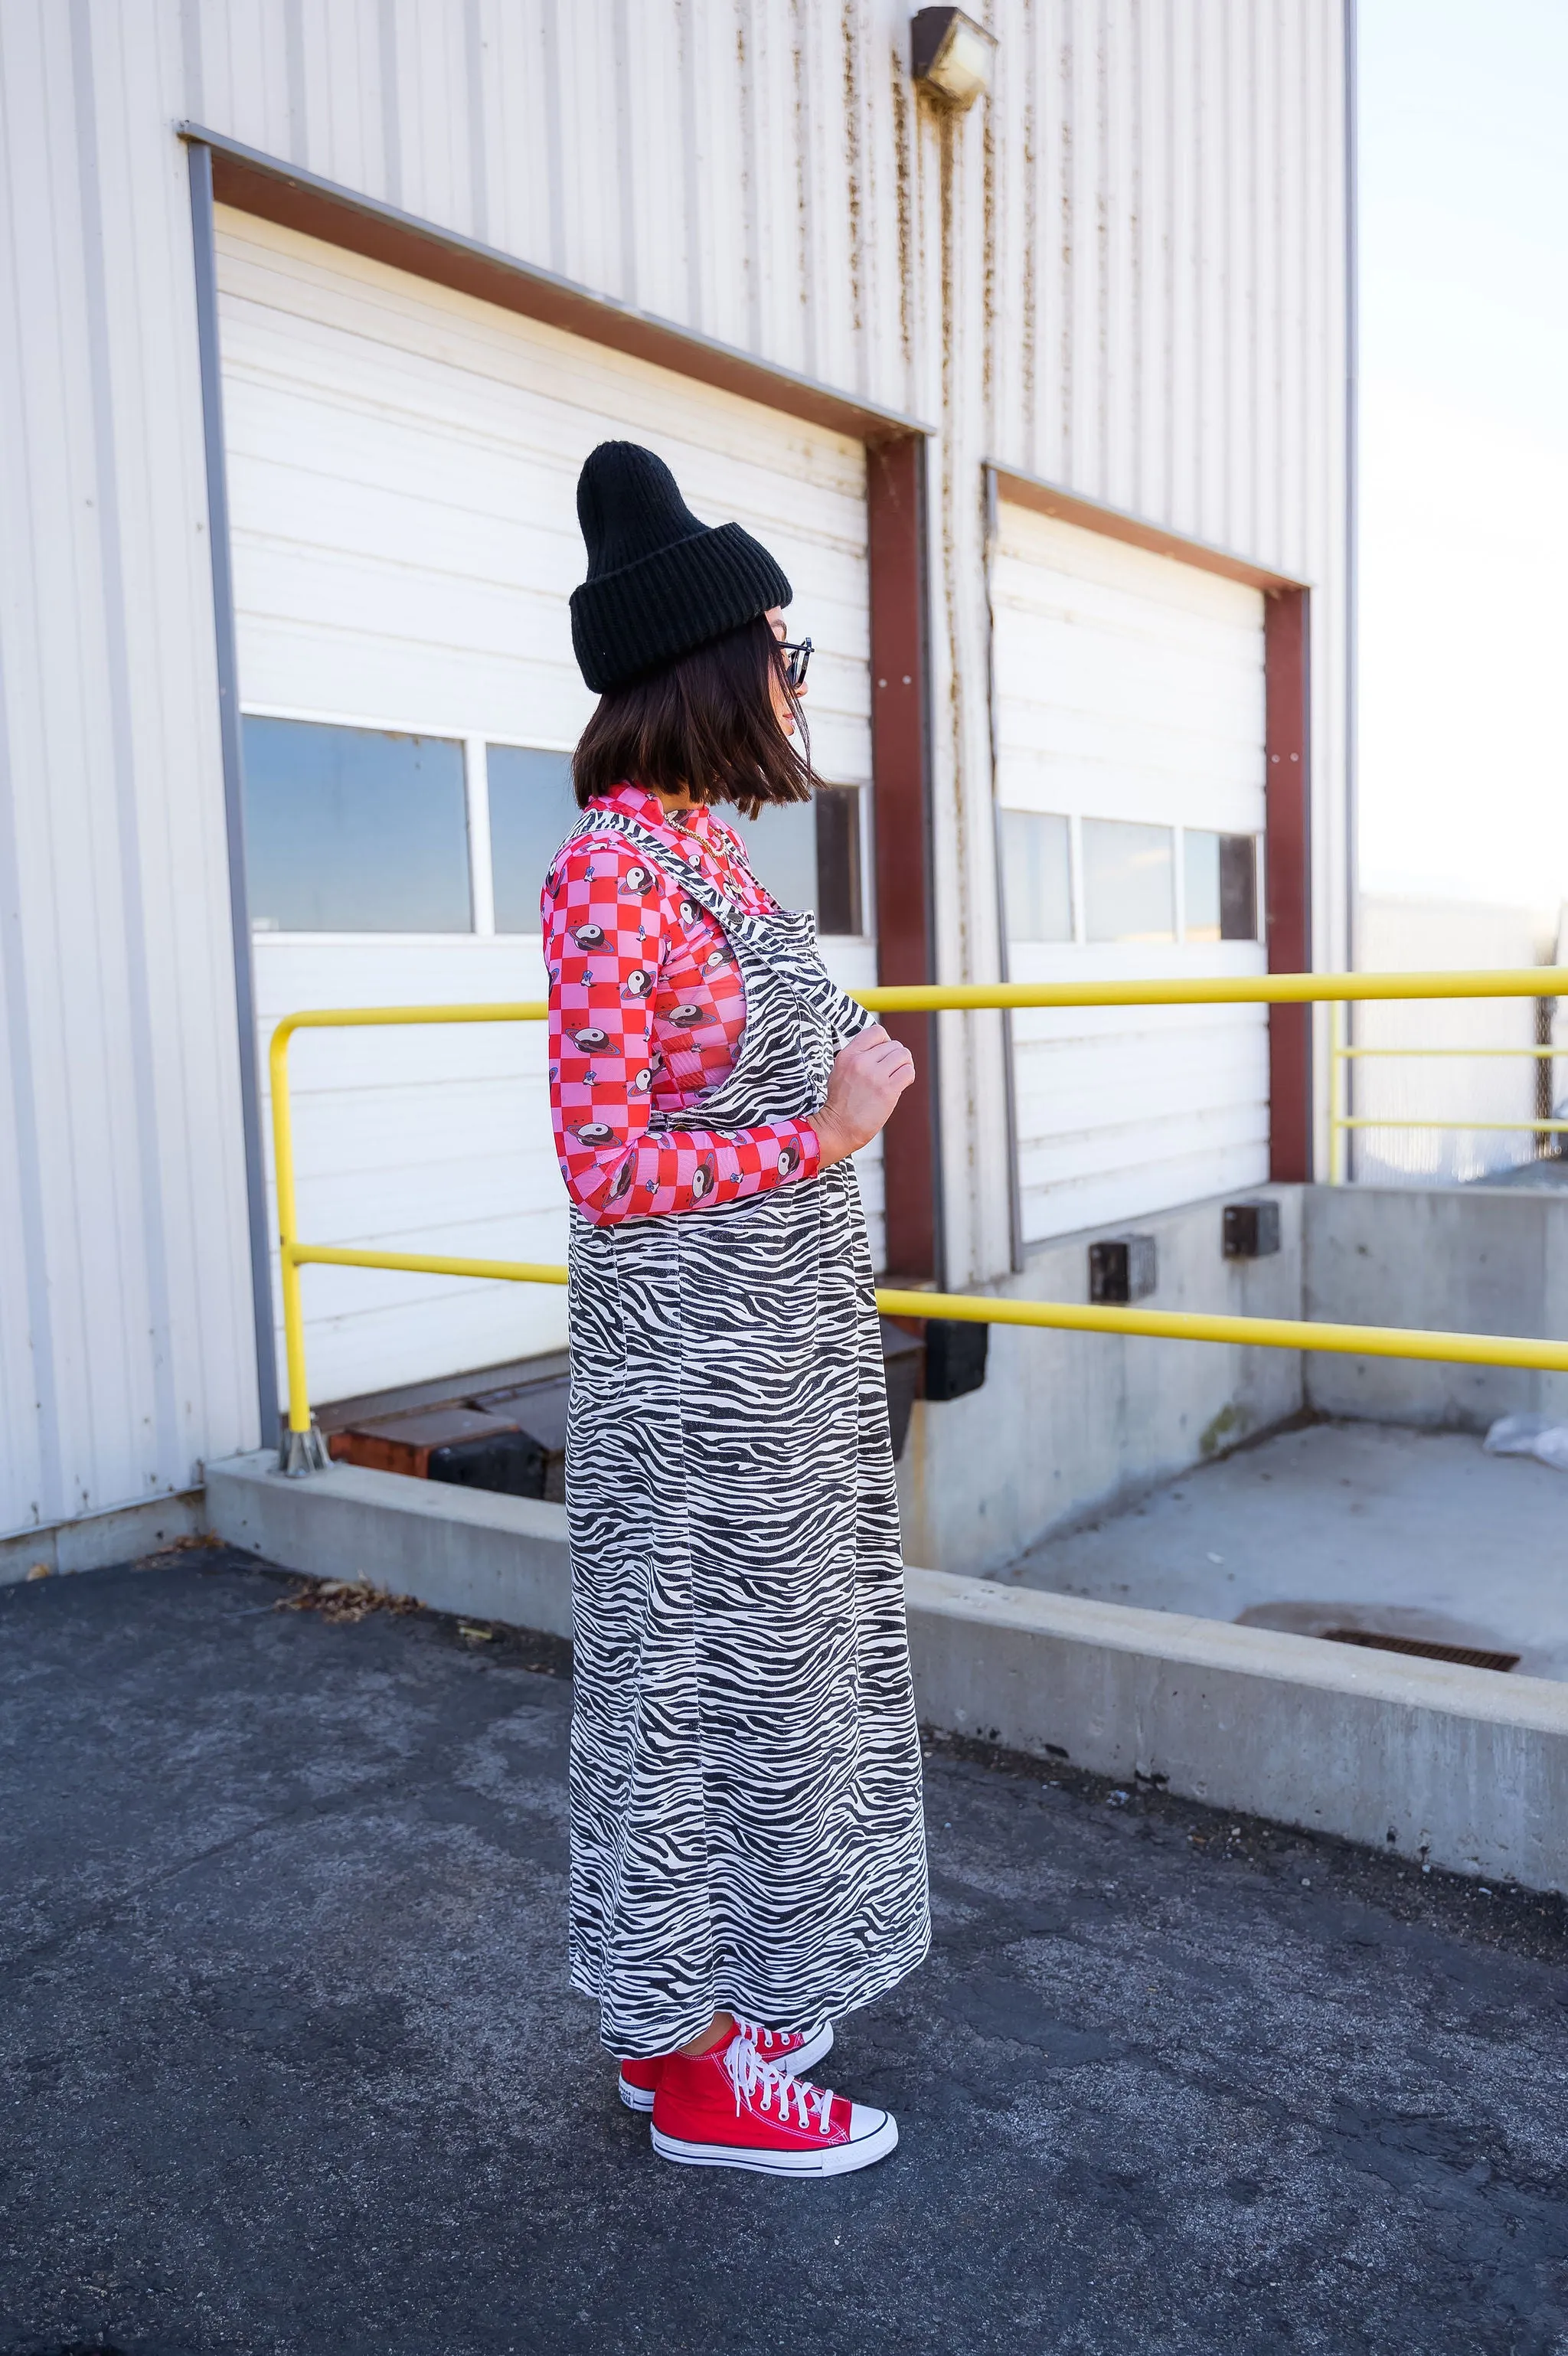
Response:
[618,2021,835,2115]
[649,2109,898,2178]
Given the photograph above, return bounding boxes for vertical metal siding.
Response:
[0,0,259,1538]
[170,1,1345,589]
[0,0,1344,1531]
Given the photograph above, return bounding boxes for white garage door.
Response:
[992,502,1269,1244]
[218,210,880,1410]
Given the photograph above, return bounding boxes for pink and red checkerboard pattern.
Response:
[541,784,820,1224]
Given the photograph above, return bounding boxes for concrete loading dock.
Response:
[9,1165,1568,1897]
[900,1173,1568,1573]
[203,1424,1568,1900]
[11,1170,1568,1894]
[1004,1419,1568,1681]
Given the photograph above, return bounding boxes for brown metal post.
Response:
[867,434,938,1281]
[1265,587,1313,1180]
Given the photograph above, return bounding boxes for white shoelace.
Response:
[733,2015,793,2054]
[726,2034,834,2135]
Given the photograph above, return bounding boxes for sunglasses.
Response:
[780,636,814,691]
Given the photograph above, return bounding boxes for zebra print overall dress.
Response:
[564,805,930,2058]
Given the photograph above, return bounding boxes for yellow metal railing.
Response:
[1327,999,1568,1183]
[269,969,1568,1468]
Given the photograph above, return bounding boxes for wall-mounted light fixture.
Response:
[910,7,997,109]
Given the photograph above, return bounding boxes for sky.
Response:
[1356,0,1568,913]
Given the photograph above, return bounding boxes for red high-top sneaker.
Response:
[650,2034,897,2176]
[617,2054,665,2113]
[617,2018,832,2113]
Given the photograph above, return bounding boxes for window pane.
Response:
[741,796,818,916]
[815,786,863,936]
[488,745,580,933]
[744,788,864,933]
[1184,828,1221,942]
[1000,809,1073,943]
[1184,829,1259,943]
[242,717,470,933]
[1220,832,1259,940]
[1082,819,1174,943]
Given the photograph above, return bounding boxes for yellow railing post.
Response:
[268,1015,329,1475]
[1328,999,1344,1185]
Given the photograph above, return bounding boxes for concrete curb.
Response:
[906,1569,1568,1892]
[205,1452,574,1638]
[2,1490,206,1583]
[204,1452,1568,1893]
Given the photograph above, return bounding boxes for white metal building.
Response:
[0,1,1349,1557]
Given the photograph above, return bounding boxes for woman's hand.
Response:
[812,1024,916,1168]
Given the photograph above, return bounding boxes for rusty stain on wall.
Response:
[934,100,972,981]
[841,0,864,339]
[735,2,760,352]
[789,0,813,378]
[1057,22,1074,479]
[1125,0,1144,517]
[1020,0,1039,466]
[1095,9,1110,503]
[890,42,914,378]
[981,0,998,431]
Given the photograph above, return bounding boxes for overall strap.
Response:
[565,804,763,928]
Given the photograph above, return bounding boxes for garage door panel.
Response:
[224,444,583,590]
[224,369,870,603]
[997,737,1264,825]
[269,1030,550,1100]
[234,541,577,666]
[996,696,1263,805]
[1013,1045,1269,1148]
[230,509,872,701]
[997,504,1263,619]
[221,226,871,505]
[994,502,1269,1246]
[998,668,1265,777]
[1017,1108,1269,1195]
[219,221,869,513]
[1011,1019,1269,1111]
[993,579,1263,674]
[229,480,871,778]
[1015,1139,1271,1243]
[239,629,587,753]
[221,210,877,1405]
[996,711,1264,804]
[278,1160,567,1247]
[286,1270,572,1405]
[995,621,1264,755]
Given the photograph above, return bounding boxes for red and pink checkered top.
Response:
[541,782,822,1225]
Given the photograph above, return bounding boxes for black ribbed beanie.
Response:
[570,442,792,694]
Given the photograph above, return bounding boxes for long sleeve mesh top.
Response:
[541,782,822,1225]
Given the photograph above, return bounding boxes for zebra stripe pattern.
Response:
[562,805,930,2058]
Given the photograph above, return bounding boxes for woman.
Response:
[543,441,929,2178]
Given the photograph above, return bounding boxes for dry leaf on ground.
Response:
[275,1578,418,1625]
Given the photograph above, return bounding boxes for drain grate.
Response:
[1324,1628,1520,1674]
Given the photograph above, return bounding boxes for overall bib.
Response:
[562,805,930,2057]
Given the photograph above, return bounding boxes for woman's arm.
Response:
[544,838,821,1224]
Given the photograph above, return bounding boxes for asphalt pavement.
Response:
[3,1549,1566,2356]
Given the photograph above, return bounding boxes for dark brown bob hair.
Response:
[572,613,812,816]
